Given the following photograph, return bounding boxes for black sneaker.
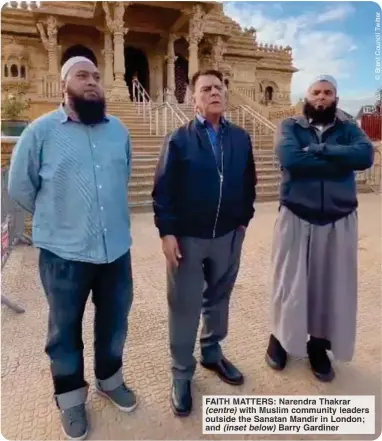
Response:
[307,337,335,382]
[265,334,287,370]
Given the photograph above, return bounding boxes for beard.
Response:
[303,99,337,125]
[67,88,106,125]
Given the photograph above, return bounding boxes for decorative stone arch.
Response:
[60,44,98,67]
[259,80,279,105]
[2,37,30,82]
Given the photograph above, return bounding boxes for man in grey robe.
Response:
[266,75,374,382]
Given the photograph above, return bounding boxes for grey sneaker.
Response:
[96,383,137,412]
[60,404,89,440]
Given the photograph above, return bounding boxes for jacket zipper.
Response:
[312,128,324,214]
[206,129,224,238]
[213,172,223,238]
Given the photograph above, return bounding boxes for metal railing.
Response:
[131,79,188,135]
[357,147,381,193]
[1,166,32,313]
[149,102,189,136]
[131,78,152,121]
[225,105,278,167]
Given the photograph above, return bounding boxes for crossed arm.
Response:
[276,119,374,176]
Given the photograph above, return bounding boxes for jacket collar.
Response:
[195,113,228,129]
[293,108,350,128]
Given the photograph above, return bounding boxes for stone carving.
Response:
[36,15,59,74]
[2,37,29,62]
[187,4,205,45]
[102,2,128,35]
[244,26,257,41]
[211,36,226,70]
[1,2,295,109]
[36,15,58,51]
[102,1,130,99]
[255,42,292,56]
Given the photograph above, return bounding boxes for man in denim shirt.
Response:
[265,75,374,383]
[8,56,136,439]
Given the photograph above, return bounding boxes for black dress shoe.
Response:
[307,337,335,382]
[265,334,287,370]
[171,379,192,416]
[201,356,244,385]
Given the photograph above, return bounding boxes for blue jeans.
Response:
[39,248,133,398]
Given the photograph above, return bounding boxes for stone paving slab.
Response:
[1,194,381,440]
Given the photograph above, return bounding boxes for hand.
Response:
[302,146,309,152]
[162,235,182,268]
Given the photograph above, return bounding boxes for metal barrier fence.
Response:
[356,147,382,193]
[1,167,32,313]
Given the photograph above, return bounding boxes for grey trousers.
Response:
[270,206,358,361]
[167,228,245,379]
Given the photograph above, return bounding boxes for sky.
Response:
[222,1,382,115]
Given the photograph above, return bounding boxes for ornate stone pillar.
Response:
[187,5,205,80]
[165,34,177,103]
[102,31,114,89]
[211,36,226,70]
[36,15,59,74]
[150,53,164,102]
[102,1,130,100]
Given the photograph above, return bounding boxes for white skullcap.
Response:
[308,74,338,91]
[61,56,96,80]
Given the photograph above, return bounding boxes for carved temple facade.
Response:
[1,1,297,107]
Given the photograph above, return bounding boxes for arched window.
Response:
[265,86,273,102]
[10,64,18,77]
[20,65,26,78]
[4,65,9,77]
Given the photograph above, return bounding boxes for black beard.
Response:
[70,95,106,125]
[303,100,337,125]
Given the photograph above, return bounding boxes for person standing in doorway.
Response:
[8,56,136,440]
[266,75,374,382]
[152,69,257,416]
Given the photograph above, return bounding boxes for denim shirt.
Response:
[196,113,227,168]
[8,106,132,264]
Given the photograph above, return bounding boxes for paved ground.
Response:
[1,194,381,440]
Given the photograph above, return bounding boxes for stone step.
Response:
[131,138,162,145]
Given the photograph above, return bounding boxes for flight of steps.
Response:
[107,101,281,211]
[107,102,162,210]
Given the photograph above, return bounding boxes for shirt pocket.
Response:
[105,142,128,171]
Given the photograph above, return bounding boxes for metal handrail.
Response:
[149,101,188,136]
[132,79,188,134]
[358,147,381,193]
[172,103,190,122]
[131,78,152,121]
[241,104,277,131]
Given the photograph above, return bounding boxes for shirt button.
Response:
[104,228,107,232]
[99,185,102,189]
[100,206,104,210]
[96,164,100,169]
[93,144,96,148]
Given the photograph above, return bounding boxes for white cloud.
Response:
[315,4,355,23]
[223,2,362,103]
